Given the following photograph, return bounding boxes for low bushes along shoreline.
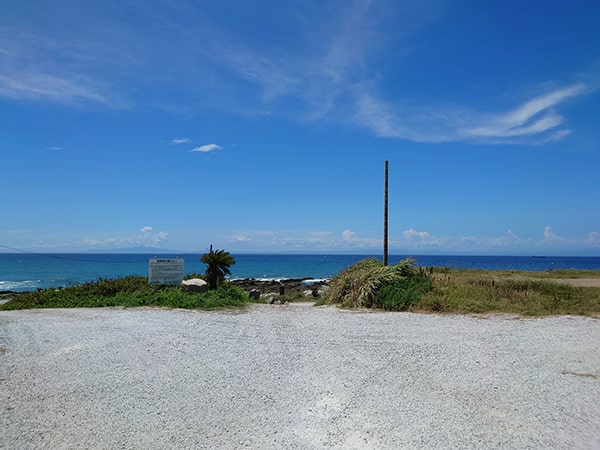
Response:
[2,262,600,316]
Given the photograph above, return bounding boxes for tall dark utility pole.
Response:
[383,160,389,266]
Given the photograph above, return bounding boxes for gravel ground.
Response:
[1,305,599,449]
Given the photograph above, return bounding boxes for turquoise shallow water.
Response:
[1,253,599,292]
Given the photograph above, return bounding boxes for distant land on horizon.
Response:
[1,245,597,257]
[86,246,187,254]
[77,248,598,258]
[84,247,388,255]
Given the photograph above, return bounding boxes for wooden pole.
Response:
[384,160,389,266]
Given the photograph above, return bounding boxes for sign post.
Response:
[148,258,184,289]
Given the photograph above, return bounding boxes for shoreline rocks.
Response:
[230,277,329,299]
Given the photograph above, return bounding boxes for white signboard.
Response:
[148,258,184,285]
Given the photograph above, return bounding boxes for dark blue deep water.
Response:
[1,253,599,292]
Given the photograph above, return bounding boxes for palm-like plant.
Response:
[201,245,236,290]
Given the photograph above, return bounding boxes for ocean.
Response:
[1,253,600,293]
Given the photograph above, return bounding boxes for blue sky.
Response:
[1,0,599,255]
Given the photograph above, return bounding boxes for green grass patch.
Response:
[411,268,600,316]
[0,276,248,310]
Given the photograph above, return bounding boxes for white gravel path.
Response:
[1,304,599,449]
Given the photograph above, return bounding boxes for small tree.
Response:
[201,245,236,290]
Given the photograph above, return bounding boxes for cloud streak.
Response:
[0,72,116,106]
[139,226,168,246]
[11,224,599,254]
[209,225,600,254]
[188,2,592,145]
[0,1,594,144]
[462,84,586,140]
[394,226,600,254]
[191,144,222,153]
[171,138,192,145]
[351,82,589,144]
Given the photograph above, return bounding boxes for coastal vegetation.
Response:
[0,276,247,310]
[414,268,600,316]
[321,259,600,316]
[325,258,432,310]
[2,258,599,315]
[1,246,242,310]
[201,245,236,289]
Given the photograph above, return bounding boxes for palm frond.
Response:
[201,246,236,289]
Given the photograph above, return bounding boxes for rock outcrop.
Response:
[181,278,208,293]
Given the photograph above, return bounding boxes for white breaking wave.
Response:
[0,280,42,291]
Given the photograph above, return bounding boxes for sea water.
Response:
[1,253,600,292]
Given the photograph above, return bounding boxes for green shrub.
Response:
[325,258,432,310]
[374,275,433,311]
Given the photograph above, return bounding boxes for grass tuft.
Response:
[325,258,432,311]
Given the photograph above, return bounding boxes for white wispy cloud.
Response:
[21,224,599,253]
[75,226,169,250]
[191,144,222,153]
[342,229,357,242]
[139,226,168,244]
[212,225,600,253]
[396,226,600,253]
[219,228,378,251]
[541,226,572,245]
[0,72,115,106]
[189,1,590,145]
[46,145,64,151]
[586,232,600,244]
[0,1,593,146]
[140,226,153,235]
[204,3,593,145]
[400,228,521,251]
[402,228,447,247]
[351,82,589,144]
[231,235,251,243]
[171,138,192,145]
[340,229,381,248]
[463,84,586,140]
[0,15,134,108]
[21,226,171,252]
